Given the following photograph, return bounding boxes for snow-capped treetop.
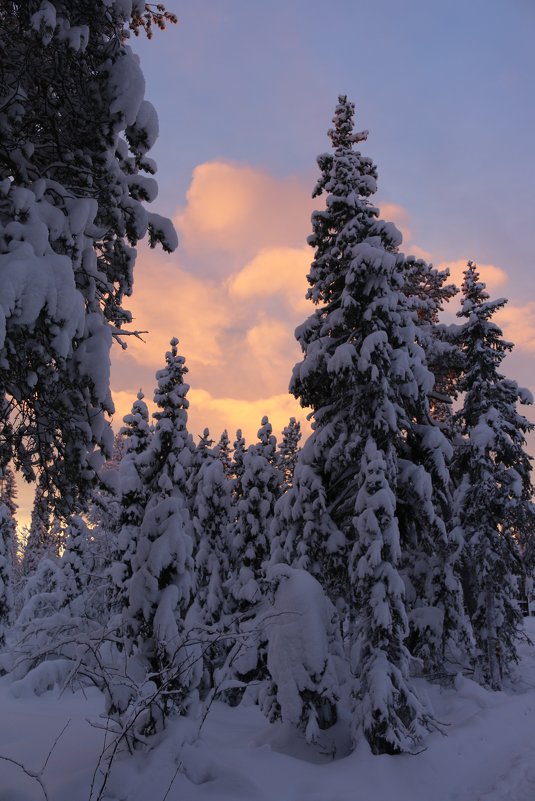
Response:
[256,416,277,465]
[215,429,232,477]
[278,417,301,491]
[231,429,247,501]
[328,94,369,151]
[146,338,195,497]
[120,390,151,458]
[153,339,189,419]
[455,261,526,428]
[197,427,213,453]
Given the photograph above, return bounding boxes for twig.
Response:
[0,754,50,801]
[88,714,111,801]
[161,760,183,801]
[0,718,70,801]
[41,718,71,773]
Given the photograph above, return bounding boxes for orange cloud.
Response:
[497,302,535,352]
[112,385,309,447]
[437,259,508,292]
[380,202,411,242]
[111,161,315,441]
[174,160,315,273]
[227,245,310,313]
[116,168,517,452]
[124,249,228,372]
[380,202,433,261]
[187,388,310,444]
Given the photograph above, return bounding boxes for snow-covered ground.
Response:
[2,619,535,801]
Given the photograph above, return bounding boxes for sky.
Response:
[16,0,535,523]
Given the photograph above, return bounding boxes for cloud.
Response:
[380,202,433,261]
[111,384,310,447]
[497,302,535,352]
[121,248,229,372]
[174,160,315,278]
[436,259,508,291]
[380,202,411,242]
[380,203,510,293]
[187,388,310,444]
[227,245,310,313]
[111,160,314,441]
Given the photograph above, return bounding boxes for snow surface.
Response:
[2,619,535,800]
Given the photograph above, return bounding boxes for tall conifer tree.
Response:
[272,96,465,751]
[452,262,533,688]
[119,339,198,731]
[0,467,17,645]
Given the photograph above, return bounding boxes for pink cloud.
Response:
[122,248,229,372]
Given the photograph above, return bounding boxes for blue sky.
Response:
[135,0,535,269]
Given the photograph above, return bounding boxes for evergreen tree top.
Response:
[458,261,508,321]
[257,416,276,454]
[121,388,151,457]
[153,338,190,423]
[328,95,369,150]
[456,262,512,379]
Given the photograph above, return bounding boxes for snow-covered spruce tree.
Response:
[111,390,152,610]
[192,457,231,624]
[21,478,55,576]
[259,565,341,744]
[277,417,301,492]
[396,259,473,673]
[116,339,199,733]
[228,447,273,610]
[0,467,17,646]
[86,431,126,548]
[0,1,177,514]
[228,421,281,611]
[215,429,232,478]
[452,261,533,689]
[60,514,107,617]
[6,513,113,692]
[270,439,346,603]
[350,441,436,753]
[514,500,535,577]
[190,454,233,696]
[223,437,281,705]
[403,257,460,424]
[186,427,214,516]
[256,416,278,465]
[230,428,247,502]
[273,96,464,752]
